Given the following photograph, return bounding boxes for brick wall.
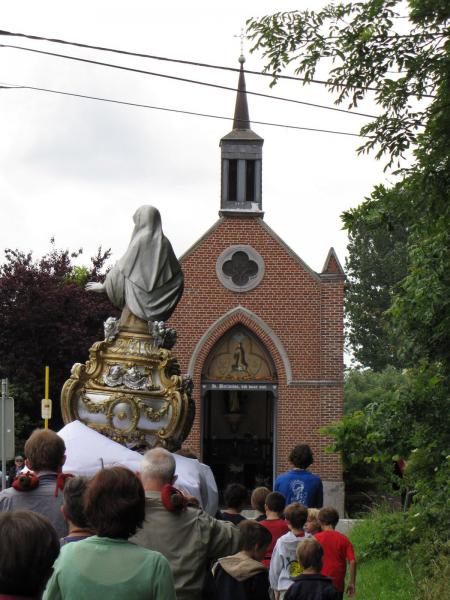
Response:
[168,215,344,482]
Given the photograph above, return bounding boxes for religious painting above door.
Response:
[202,327,276,381]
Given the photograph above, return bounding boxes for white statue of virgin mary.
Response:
[86,206,183,322]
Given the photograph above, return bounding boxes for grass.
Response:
[345,508,450,599]
[347,515,416,599]
[350,555,415,600]
[415,552,450,600]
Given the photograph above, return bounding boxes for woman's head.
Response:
[84,466,145,539]
[62,476,90,529]
[0,510,60,596]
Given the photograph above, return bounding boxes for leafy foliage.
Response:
[349,508,450,599]
[0,244,118,448]
[342,186,409,370]
[324,367,407,513]
[325,364,449,518]
[247,0,449,167]
[350,508,421,560]
[344,366,406,413]
[248,0,450,581]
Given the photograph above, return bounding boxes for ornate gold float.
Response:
[61,206,194,450]
[61,310,194,451]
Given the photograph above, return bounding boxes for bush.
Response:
[350,504,450,600]
[350,508,421,562]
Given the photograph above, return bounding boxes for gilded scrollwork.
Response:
[134,397,170,422]
[61,316,195,451]
[88,422,148,446]
[108,338,128,355]
[80,394,109,414]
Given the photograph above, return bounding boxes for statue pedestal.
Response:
[61,312,194,451]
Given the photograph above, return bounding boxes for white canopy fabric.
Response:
[58,421,218,515]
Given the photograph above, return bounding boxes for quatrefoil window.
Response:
[222,251,258,286]
[216,245,265,292]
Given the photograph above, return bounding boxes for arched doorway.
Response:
[201,326,277,496]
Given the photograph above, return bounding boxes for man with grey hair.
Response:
[141,447,177,484]
[132,448,240,600]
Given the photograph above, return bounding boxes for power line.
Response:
[0,29,437,99]
[0,82,365,138]
[0,29,360,88]
[0,43,376,118]
[0,28,440,99]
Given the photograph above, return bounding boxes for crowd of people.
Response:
[0,430,356,600]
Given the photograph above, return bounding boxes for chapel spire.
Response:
[233,55,250,130]
[219,55,264,217]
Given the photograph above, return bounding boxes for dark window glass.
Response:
[246,160,255,202]
[228,160,237,202]
[222,251,258,286]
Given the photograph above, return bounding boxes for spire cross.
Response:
[233,27,246,58]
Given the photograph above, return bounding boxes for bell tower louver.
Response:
[219,55,264,217]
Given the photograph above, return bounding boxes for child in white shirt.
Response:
[269,502,308,599]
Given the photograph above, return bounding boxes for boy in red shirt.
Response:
[259,492,289,567]
[315,507,356,599]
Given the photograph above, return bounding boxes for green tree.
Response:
[326,362,450,523]
[344,366,405,413]
[248,0,450,562]
[342,185,409,370]
[247,0,449,167]
[323,367,407,513]
[247,0,450,370]
[0,244,118,448]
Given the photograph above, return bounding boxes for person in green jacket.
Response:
[132,448,241,600]
[44,466,175,600]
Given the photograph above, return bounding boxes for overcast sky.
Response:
[0,0,391,273]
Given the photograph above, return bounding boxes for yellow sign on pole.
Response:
[44,366,50,429]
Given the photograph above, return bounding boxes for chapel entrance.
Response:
[201,327,277,498]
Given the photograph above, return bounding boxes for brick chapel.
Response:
[169,57,346,511]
